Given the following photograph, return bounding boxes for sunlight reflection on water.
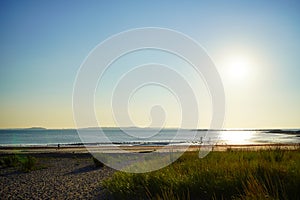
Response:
[219,131,256,145]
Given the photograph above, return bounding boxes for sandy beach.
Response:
[0,144,299,199]
[0,152,115,199]
[0,143,298,154]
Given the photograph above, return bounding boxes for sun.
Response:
[217,54,253,83]
[227,57,250,80]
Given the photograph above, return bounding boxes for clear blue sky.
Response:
[1,0,300,128]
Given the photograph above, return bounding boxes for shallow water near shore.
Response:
[0,128,299,147]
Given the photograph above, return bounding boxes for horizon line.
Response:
[0,126,300,131]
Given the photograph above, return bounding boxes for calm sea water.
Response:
[0,128,299,147]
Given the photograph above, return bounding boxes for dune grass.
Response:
[103,148,300,199]
[0,154,39,172]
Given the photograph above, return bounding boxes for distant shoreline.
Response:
[1,127,300,131]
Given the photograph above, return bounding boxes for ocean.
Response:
[0,128,299,147]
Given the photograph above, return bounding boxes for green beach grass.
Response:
[0,154,41,172]
[103,148,300,199]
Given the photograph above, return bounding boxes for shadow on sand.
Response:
[66,165,102,175]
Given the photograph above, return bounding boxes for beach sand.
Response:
[0,153,115,199]
[0,143,298,199]
[0,143,298,154]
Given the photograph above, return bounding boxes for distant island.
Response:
[24,127,47,130]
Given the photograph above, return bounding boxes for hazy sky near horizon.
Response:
[0,0,300,129]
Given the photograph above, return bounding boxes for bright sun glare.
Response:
[220,131,254,145]
[227,57,250,80]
